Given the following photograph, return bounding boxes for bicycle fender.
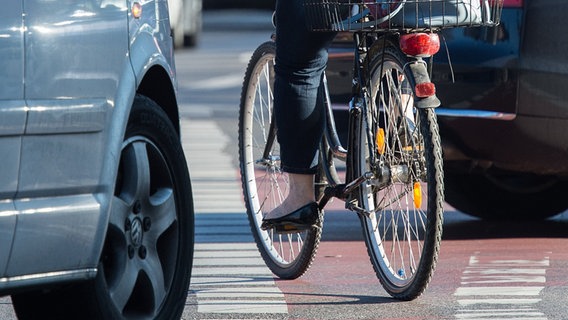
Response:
[408,62,441,109]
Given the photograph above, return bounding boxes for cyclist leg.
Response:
[267,0,336,220]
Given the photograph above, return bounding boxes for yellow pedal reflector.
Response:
[413,182,422,208]
[376,128,385,155]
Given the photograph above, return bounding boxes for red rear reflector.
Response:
[399,33,440,57]
[415,82,436,98]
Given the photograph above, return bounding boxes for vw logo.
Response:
[130,218,143,246]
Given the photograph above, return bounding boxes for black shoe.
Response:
[261,202,319,233]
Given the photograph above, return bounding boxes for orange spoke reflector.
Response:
[376,128,385,155]
[413,182,422,208]
[415,82,436,98]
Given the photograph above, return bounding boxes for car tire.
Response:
[12,95,194,319]
[445,172,568,220]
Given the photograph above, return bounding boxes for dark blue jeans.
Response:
[274,0,336,174]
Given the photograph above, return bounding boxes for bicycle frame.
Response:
[315,31,371,212]
[256,28,442,217]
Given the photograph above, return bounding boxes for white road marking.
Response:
[453,252,549,319]
[463,269,545,275]
[455,286,544,296]
[460,275,545,285]
[183,118,288,315]
[182,74,244,90]
[198,300,288,314]
[457,299,541,306]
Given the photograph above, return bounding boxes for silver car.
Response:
[169,0,203,48]
[0,0,194,319]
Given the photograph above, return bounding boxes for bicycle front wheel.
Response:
[356,44,444,300]
[238,41,322,279]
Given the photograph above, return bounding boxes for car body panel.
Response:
[0,1,25,277]
[0,0,178,293]
[129,0,176,84]
[433,2,568,175]
[1,0,130,279]
[519,0,568,119]
[0,202,17,277]
[7,195,102,277]
[434,9,522,117]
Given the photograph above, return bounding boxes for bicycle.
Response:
[238,0,503,300]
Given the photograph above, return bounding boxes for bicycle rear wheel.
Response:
[356,44,444,300]
[238,41,323,279]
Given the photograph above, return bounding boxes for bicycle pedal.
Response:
[273,223,320,234]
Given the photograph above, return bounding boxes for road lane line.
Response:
[463,269,545,275]
[191,276,276,287]
[198,300,288,314]
[454,286,544,296]
[457,299,541,306]
[183,118,288,316]
[182,73,243,90]
[192,265,274,277]
[196,287,285,298]
[460,275,545,285]
[453,252,549,319]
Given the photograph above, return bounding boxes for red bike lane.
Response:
[271,204,568,319]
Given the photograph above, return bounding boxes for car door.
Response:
[0,1,25,278]
[5,0,130,276]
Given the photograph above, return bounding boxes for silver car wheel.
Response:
[105,135,179,316]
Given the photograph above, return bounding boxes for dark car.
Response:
[326,0,568,220]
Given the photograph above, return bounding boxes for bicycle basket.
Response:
[304,0,504,32]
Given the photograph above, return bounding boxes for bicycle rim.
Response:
[238,41,322,279]
[357,45,444,300]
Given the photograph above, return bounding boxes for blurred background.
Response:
[203,0,275,10]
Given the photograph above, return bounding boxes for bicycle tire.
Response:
[356,43,444,300]
[238,41,323,279]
